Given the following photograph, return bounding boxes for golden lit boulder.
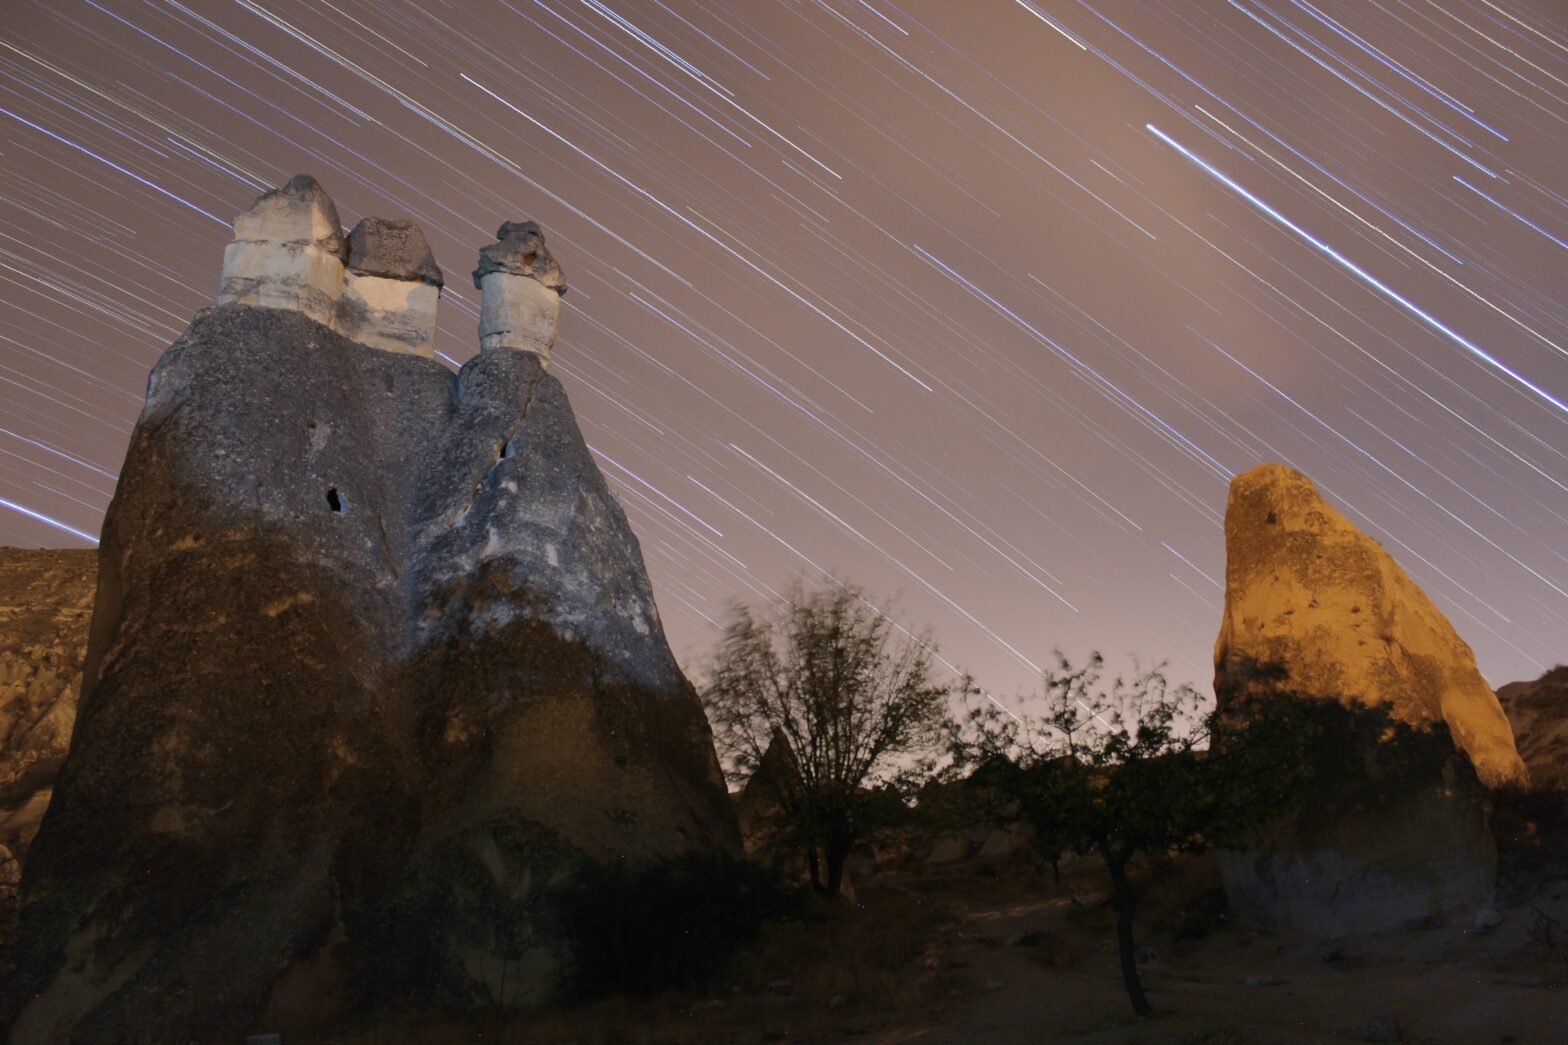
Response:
[1214,463,1525,935]
[1216,464,1525,788]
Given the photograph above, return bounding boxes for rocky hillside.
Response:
[0,547,94,939]
[1497,666,1568,789]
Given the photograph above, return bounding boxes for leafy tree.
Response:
[951,652,1316,1017]
[701,580,956,897]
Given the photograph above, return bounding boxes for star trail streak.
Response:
[1,1,1565,702]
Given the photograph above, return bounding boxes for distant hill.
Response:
[1497,666,1568,789]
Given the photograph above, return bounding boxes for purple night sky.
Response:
[3,1,1565,707]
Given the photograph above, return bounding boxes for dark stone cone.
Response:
[0,304,738,1042]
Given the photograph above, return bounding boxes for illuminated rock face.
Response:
[216,177,446,357]
[0,190,738,1041]
[217,175,347,325]
[1216,464,1526,789]
[1213,463,1525,936]
[0,549,95,943]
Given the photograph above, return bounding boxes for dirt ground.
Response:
[363,850,1566,1045]
[876,878,1565,1044]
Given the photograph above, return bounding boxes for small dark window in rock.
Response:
[327,488,343,512]
[523,252,537,267]
[1266,511,1278,524]
[500,440,513,460]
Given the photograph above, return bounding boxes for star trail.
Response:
[2,0,1565,698]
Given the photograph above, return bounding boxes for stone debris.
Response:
[474,220,567,365]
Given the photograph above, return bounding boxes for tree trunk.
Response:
[1106,855,1153,1017]
[824,838,852,898]
[807,843,824,892]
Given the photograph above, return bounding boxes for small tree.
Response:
[952,652,1315,1017]
[701,580,955,897]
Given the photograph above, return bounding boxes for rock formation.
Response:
[0,549,95,941]
[474,220,566,364]
[1497,667,1568,789]
[0,177,738,1041]
[1213,463,1527,936]
[336,217,443,355]
[216,174,348,325]
[217,176,444,357]
[735,728,804,864]
[733,730,859,898]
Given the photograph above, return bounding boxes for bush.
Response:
[551,852,805,1001]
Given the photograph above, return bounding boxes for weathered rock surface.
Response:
[336,217,444,357]
[218,176,448,359]
[0,549,95,941]
[217,174,347,325]
[346,217,444,286]
[1497,666,1568,789]
[2,257,737,1035]
[475,220,566,363]
[1215,464,1525,789]
[1213,463,1523,936]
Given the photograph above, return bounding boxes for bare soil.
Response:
[351,848,1566,1045]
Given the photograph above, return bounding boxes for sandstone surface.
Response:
[1213,463,1523,935]
[336,217,443,357]
[217,174,347,325]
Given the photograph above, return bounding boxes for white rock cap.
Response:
[336,218,444,357]
[216,175,347,325]
[472,221,567,366]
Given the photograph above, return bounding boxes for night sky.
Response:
[2,1,1565,705]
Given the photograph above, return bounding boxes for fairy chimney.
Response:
[473,220,567,365]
